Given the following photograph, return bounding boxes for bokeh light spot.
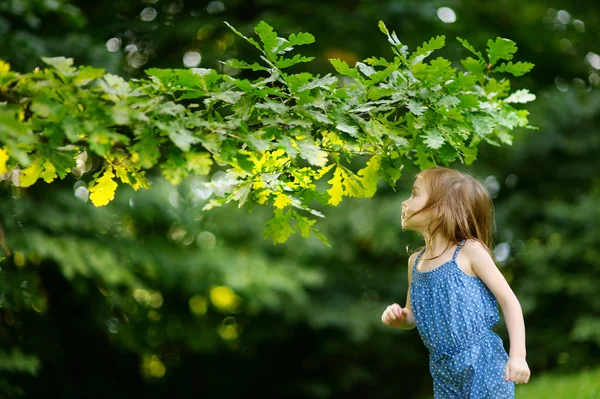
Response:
[483,175,500,199]
[105,37,121,52]
[141,355,166,378]
[557,10,570,25]
[140,7,157,22]
[14,251,25,268]
[134,288,152,305]
[206,1,225,14]
[150,292,163,308]
[437,7,456,23]
[197,231,216,250]
[585,52,600,69]
[189,295,207,316]
[218,317,239,340]
[183,50,202,67]
[573,19,585,33]
[210,285,241,312]
[555,76,569,91]
[74,186,89,203]
[494,242,511,264]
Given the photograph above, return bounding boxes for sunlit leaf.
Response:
[89,167,118,206]
[504,89,536,103]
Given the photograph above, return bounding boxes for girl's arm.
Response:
[462,240,531,384]
[381,252,417,330]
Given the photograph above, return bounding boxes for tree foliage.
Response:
[0,21,534,244]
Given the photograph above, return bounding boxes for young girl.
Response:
[381,167,530,398]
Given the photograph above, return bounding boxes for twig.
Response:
[0,217,11,257]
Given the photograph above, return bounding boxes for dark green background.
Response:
[0,0,599,397]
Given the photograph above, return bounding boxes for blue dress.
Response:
[410,241,515,398]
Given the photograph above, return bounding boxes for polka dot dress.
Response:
[410,241,515,398]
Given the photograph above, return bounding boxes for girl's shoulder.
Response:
[407,248,422,265]
[459,239,494,263]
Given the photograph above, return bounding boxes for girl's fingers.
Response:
[515,371,522,384]
[504,363,510,382]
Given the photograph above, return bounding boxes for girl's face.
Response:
[402,176,431,232]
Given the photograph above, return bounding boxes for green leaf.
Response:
[264,209,295,243]
[276,54,315,69]
[407,100,427,116]
[363,57,389,67]
[378,20,390,35]
[410,35,445,65]
[456,37,485,62]
[131,130,161,169]
[255,21,279,58]
[41,57,77,77]
[423,128,445,149]
[493,61,534,77]
[377,21,408,60]
[297,140,329,167]
[504,89,536,103]
[224,59,268,71]
[380,157,403,186]
[293,213,317,238]
[224,21,262,52]
[485,78,511,98]
[297,74,338,92]
[486,37,517,65]
[287,32,315,47]
[459,94,480,109]
[330,59,361,80]
[471,114,495,137]
[168,127,200,152]
[75,66,105,85]
[160,150,188,185]
[437,95,460,108]
[461,57,485,82]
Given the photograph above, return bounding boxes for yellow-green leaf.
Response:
[0,148,9,175]
[19,159,42,188]
[89,167,118,207]
[264,209,295,244]
[185,152,213,175]
[294,213,316,238]
[341,168,364,197]
[327,167,344,206]
[357,155,381,198]
[40,160,57,183]
[273,193,291,209]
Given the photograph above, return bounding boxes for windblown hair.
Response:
[409,167,495,258]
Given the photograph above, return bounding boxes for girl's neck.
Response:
[423,233,454,257]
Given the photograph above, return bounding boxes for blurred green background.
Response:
[1,0,599,398]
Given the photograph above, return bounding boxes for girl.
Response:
[381,167,530,398]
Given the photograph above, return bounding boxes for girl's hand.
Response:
[505,356,530,384]
[381,303,409,328]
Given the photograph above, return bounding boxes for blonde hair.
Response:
[408,167,495,259]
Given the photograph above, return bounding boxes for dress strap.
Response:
[413,248,426,272]
[452,239,466,261]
